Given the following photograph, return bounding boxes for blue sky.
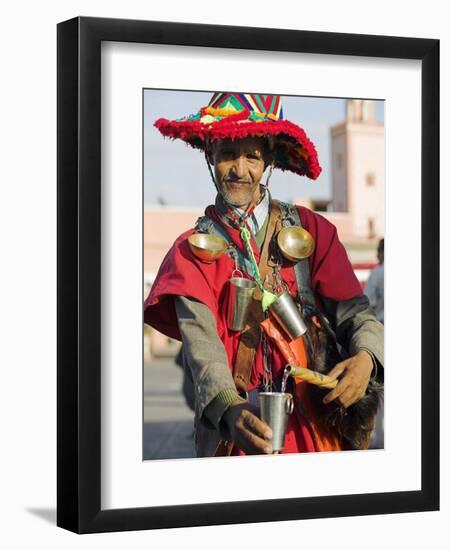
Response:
[144,90,384,207]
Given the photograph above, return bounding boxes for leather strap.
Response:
[232,200,282,395]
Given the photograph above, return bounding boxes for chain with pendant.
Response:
[260,220,290,393]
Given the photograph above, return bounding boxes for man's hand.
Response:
[322,350,374,408]
[222,401,273,454]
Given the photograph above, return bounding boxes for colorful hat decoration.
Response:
[154,92,322,180]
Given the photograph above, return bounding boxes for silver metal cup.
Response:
[226,277,257,331]
[268,290,308,339]
[259,392,294,452]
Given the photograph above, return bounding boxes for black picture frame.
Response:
[57,16,439,534]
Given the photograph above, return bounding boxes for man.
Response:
[144,92,383,457]
[364,238,385,449]
[365,238,385,324]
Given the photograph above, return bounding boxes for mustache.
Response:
[224,175,252,184]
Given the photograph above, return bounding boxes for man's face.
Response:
[209,137,270,208]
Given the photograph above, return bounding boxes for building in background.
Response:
[330,99,385,240]
[144,207,201,358]
[295,99,384,265]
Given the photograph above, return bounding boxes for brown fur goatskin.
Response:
[298,313,383,451]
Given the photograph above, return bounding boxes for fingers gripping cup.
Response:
[259,392,294,452]
[227,273,257,332]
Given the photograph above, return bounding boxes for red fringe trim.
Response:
[154,117,322,179]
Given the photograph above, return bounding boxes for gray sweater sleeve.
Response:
[321,294,384,378]
[174,296,242,429]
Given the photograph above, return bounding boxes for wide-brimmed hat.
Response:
[154,92,321,180]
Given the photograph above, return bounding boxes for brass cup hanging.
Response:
[187,233,228,263]
[277,226,315,262]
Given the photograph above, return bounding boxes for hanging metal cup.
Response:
[268,290,308,339]
[259,392,294,452]
[226,271,257,332]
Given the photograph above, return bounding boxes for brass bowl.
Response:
[277,226,315,262]
[187,233,228,263]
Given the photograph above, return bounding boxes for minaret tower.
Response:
[330,99,385,240]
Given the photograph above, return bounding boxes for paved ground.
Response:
[143,355,196,460]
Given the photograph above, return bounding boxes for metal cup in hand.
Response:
[268,290,308,339]
[226,272,257,331]
[259,392,294,452]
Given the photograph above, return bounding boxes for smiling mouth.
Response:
[226,180,250,187]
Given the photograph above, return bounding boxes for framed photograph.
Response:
[57,16,439,533]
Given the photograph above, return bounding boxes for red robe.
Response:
[144,205,362,454]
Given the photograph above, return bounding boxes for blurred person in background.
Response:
[365,238,384,448]
[365,238,384,324]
